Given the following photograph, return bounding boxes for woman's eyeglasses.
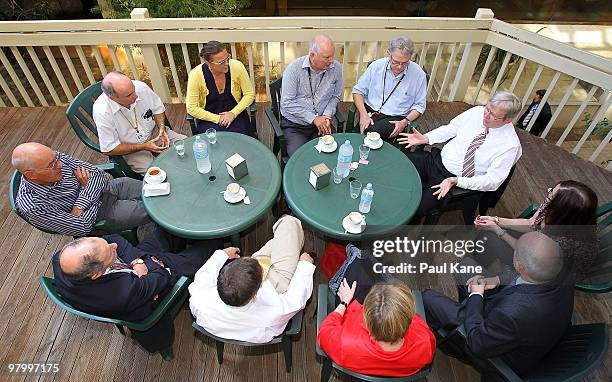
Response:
[209,54,231,66]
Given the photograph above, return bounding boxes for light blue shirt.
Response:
[280,55,343,126]
[352,57,427,117]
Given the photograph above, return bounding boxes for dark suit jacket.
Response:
[52,234,172,323]
[518,101,552,136]
[463,281,573,376]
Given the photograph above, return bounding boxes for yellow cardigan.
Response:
[186,60,255,124]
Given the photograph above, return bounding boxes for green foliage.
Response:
[104,0,252,18]
[0,0,58,20]
[582,112,611,139]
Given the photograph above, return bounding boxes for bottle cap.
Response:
[367,183,372,188]
[345,140,350,144]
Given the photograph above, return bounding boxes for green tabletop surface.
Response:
[282,133,422,240]
[142,132,281,239]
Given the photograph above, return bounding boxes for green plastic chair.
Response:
[192,309,304,372]
[185,103,258,136]
[66,81,173,180]
[265,77,346,169]
[9,166,137,244]
[437,323,608,382]
[316,284,432,382]
[517,201,612,293]
[39,275,190,360]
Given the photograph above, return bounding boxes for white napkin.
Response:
[143,183,170,197]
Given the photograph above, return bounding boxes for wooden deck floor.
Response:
[0,102,610,382]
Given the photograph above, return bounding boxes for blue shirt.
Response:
[280,55,343,126]
[16,152,109,237]
[352,57,427,117]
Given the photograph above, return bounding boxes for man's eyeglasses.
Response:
[209,54,231,66]
[389,55,410,67]
[484,106,506,121]
[44,152,60,170]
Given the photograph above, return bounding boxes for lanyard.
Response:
[377,59,405,113]
[119,107,139,131]
[307,67,326,115]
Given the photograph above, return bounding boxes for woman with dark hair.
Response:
[474,180,599,279]
[186,41,255,136]
[317,257,435,377]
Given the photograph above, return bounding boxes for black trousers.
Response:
[363,103,406,141]
[405,147,455,220]
[336,257,385,305]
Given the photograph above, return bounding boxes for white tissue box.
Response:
[143,183,171,197]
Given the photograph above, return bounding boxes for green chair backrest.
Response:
[39,275,190,331]
[66,81,104,153]
[596,200,612,228]
[269,77,282,121]
[10,170,59,235]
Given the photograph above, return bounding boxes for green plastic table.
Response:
[142,132,282,244]
[282,133,422,241]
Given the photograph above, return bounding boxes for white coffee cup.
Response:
[348,212,364,226]
[147,167,163,183]
[322,135,335,147]
[226,183,240,197]
[367,132,381,143]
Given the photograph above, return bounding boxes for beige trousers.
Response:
[251,215,304,293]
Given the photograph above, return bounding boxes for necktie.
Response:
[522,103,538,126]
[110,259,132,271]
[462,127,489,177]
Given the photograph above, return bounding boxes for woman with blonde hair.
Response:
[318,258,435,376]
[186,41,255,136]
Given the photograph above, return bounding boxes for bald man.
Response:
[12,142,150,237]
[422,232,574,378]
[93,71,187,175]
[280,34,343,156]
[52,230,222,352]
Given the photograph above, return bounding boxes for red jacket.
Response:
[317,301,436,377]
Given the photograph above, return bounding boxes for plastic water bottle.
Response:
[336,140,353,178]
[359,183,374,213]
[193,135,211,174]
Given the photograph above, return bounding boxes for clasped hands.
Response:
[313,115,332,135]
[218,111,236,128]
[465,274,500,294]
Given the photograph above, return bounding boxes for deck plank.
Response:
[0,103,609,382]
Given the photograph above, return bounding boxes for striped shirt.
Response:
[280,55,343,126]
[15,152,109,237]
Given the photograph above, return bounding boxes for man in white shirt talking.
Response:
[93,71,186,175]
[397,91,522,221]
[189,215,316,343]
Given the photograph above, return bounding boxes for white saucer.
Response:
[224,187,247,203]
[342,216,366,234]
[144,168,167,184]
[364,138,383,149]
[317,141,338,153]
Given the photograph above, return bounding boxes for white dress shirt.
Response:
[425,106,522,191]
[189,250,315,343]
[94,80,165,152]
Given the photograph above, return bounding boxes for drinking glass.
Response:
[332,167,342,184]
[173,139,185,157]
[350,180,362,199]
[359,144,370,160]
[205,128,217,144]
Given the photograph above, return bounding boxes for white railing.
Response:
[0,8,610,168]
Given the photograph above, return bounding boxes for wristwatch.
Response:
[339,300,349,308]
[404,117,412,124]
[494,216,500,224]
[130,258,145,266]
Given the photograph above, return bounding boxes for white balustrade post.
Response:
[130,8,172,102]
[448,8,494,102]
